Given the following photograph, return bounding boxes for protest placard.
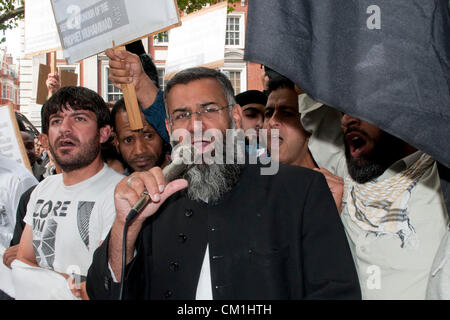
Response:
[51,0,180,64]
[0,248,15,298]
[24,0,62,57]
[0,105,32,171]
[60,70,79,88]
[36,64,79,105]
[36,64,51,105]
[165,2,228,79]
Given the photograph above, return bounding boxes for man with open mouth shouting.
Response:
[313,111,448,300]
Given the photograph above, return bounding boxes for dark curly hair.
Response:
[41,86,110,134]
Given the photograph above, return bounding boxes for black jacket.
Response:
[87,163,361,300]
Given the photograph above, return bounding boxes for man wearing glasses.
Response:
[86,67,360,300]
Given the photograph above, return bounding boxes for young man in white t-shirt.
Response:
[16,86,123,299]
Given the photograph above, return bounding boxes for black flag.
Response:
[245,0,450,168]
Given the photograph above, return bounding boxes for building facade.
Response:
[151,0,263,94]
[0,47,20,110]
[18,0,263,130]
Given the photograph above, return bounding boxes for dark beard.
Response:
[50,133,101,173]
[345,130,407,183]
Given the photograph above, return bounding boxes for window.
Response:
[106,68,123,102]
[154,31,169,46]
[225,14,244,47]
[2,84,6,99]
[157,67,167,91]
[226,71,241,94]
[222,64,247,94]
[59,67,76,73]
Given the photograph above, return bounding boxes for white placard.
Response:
[165,2,227,77]
[51,0,180,64]
[25,0,61,56]
[0,105,30,170]
[11,260,78,300]
[0,248,15,298]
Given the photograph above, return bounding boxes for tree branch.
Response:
[0,5,24,26]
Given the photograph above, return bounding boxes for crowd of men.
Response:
[0,45,448,300]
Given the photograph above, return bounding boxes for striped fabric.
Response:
[344,153,435,248]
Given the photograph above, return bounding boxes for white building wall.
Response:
[82,55,98,92]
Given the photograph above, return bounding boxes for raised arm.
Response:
[105,48,158,109]
[46,73,61,99]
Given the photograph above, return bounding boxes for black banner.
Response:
[245,0,450,169]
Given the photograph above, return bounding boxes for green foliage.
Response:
[0,0,24,44]
[177,0,240,14]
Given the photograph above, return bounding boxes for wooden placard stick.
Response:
[50,51,58,74]
[112,41,143,130]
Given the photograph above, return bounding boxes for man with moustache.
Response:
[294,84,449,299]
[14,115,47,182]
[337,114,448,299]
[111,98,170,174]
[106,48,171,174]
[86,67,360,300]
[15,86,124,299]
[305,107,449,299]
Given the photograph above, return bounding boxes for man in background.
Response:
[111,98,170,174]
[235,89,267,157]
[106,47,171,174]
[263,77,316,169]
[0,155,38,299]
[336,114,448,299]
[235,90,267,136]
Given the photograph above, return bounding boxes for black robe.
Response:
[86,163,361,300]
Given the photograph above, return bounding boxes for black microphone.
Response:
[125,144,195,223]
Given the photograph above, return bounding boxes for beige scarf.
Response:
[343,153,434,248]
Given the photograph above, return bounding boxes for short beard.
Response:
[345,130,407,184]
[50,133,101,173]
